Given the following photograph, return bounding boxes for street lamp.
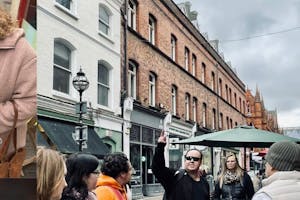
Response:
[73,67,89,151]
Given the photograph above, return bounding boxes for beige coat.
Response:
[0,28,36,155]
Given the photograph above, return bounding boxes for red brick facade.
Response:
[126,0,247,131]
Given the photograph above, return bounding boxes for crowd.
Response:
[36,131,300,200]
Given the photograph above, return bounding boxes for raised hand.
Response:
[157,131,167,143]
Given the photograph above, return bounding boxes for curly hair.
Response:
[101,152,130,179]
[0,6,17,40]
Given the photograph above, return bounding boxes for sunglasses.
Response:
[185,156,201,162]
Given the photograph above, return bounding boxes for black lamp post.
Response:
[72,67,89,151]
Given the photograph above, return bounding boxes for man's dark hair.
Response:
[101,152,130,179]
[185,148,203,160]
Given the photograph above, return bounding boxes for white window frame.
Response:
[171,86,177,115]
[97,62,110,107]
[128,61,137,99]
[99,4,111,36]
[128,0,136,30]
[185,94,190,121]
[192,54,196,76]
[192,98,197,122]
[202,103,207,127]
[149,73,156,106]
[53,41,73,95]
[55,0,78,18]
[149,16,155,45]
[171,35,176,61]
[184,48,189,71]
[219,113,223,130]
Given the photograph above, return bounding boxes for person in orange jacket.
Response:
[95,152,132,200]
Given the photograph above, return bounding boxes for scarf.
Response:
[223,170,239,185]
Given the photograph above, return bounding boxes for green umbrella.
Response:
[174,125,300,148]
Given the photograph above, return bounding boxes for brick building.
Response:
[122,0,247,196]
[245,87,279,133]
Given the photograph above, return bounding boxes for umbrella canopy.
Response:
[174,125,300,148]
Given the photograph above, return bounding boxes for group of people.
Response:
[37,131,300,200]
[153,131,300,200]
[37,148,132,200]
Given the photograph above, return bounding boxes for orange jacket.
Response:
[95,174,127,200]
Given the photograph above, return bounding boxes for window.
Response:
[53,41,72,94]
[56,0,72,10]
[192,54,196,76]
[192,97,197,122]
[212,108,216,130]
[243,101,246,114]
[225,84,228,101]
[234,93,237,107]
[202,103,207,127]
[230,118,233,129]
[171,86,177,115]
[99,5,110,35]
[229,88,232,104]
[185,93,190,120]
[171,35,177,61]
[98,62,110,106]
[239,97,242,111]
[211,72,215,91]
[128,61,137,99]
[246,101,250,113]
[219,113,223,130]
[184,47,189,71]
[226,116,229,129]
[149,73,156,106]
[201,63,206,83]
[128,0,136,30]
[149,15,156,45]
[219,78,222,97]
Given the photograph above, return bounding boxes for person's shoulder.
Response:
[252,192,272,200]
[94,185,115,199]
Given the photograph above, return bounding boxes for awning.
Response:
[37,117,110,158]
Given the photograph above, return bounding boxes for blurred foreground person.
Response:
[37,147,67,200]
[252,141,300,200]
[213,153,254,200]
[152,131,210,200]
[95,152,132,200]
[0,6,36,173]
[61,154,99,200]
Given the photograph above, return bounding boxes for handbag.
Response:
[0,101,26,178]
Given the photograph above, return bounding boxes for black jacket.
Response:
[213,172,254,200]
[152,143,210,200]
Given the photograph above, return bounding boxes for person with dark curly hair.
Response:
[95,152,132,200]
[61,153,100,200]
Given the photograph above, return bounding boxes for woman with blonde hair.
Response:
[37,147,67,200]
[213,153,254,200]
[0,5,36,175]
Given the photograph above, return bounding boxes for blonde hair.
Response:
[217,153,244,188]
[37,147,65,200]
[0,6,17,39]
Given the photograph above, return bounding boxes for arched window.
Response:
[53,40,73,94]
[192,54,196,76]
[185,93,190,120]
[149,15,156,45]
[149,73,156,106]
[192,97,197,122]
[171,85,177,115]
[128,0,137,30]
[128,61,137,99]
[98,61,110,106]
[171,34,177,61]
[202,103,207,127]
[184,47,189,71]
[201,63,206,84]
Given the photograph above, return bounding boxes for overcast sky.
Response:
[174,0,300,128]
